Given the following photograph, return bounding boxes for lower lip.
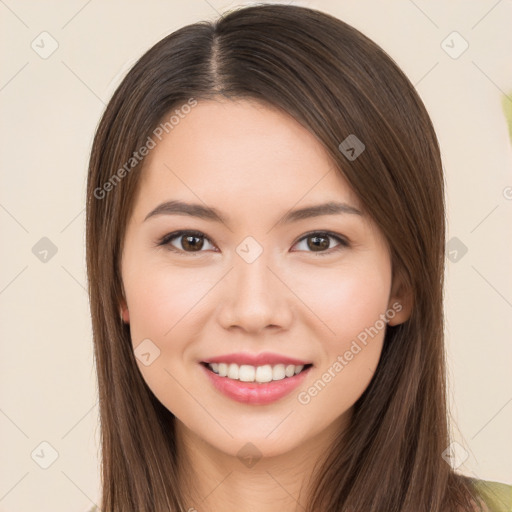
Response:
[200,363,312,405]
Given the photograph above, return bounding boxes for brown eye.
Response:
[157,230,348,256]
[307,234,330,251]
[292,231,349,255]
[158,230,215,254]
[181,234,204,251]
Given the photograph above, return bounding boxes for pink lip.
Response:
[200,363,312,405]
[202,352,312,366]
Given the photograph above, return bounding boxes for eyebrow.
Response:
[143,200,363,226]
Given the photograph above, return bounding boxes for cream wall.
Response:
[0,1,511,511]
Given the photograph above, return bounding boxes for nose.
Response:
[216,252,293,335]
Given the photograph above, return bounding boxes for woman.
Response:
[85,4,512,511]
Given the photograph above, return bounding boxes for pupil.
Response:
[308,235,328,251]
[183,235,203,251]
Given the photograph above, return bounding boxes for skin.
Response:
[119,98,412,512]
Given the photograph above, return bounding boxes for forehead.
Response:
[135,99,362,217]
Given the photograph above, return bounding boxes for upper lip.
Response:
[202,352,312,367]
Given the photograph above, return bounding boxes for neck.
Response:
[175,413,350,512]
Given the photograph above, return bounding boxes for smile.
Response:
[203,362,312,383]
[200,362,313,405]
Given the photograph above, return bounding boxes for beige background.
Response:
[1,1,511,511]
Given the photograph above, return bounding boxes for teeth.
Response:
[227,363,239,380]
[206,362,307,383]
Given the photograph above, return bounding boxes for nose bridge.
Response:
[233,234,274,293]
[218,241,291,332]
[234,243,277,304]
[235,249,273,296]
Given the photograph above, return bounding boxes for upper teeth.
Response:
[208,363,306,383]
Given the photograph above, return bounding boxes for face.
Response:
[120,99,410,460]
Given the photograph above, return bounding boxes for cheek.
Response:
[291,259,391,402]
[124,259,216,344]
[122,261,213,414]
[292,260,391,342]
[291,266,391,423]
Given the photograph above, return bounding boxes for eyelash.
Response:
[156,230,350,257]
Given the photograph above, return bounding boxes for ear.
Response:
[120,297,130,324]
[387,267,413,326]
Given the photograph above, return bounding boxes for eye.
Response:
[156,230,216,255]
[156,230,349,256]
[291,231,349,256]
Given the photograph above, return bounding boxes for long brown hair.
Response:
[86,4,484,511]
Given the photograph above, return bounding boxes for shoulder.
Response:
[470,478,512,512]
[84,505,100,512]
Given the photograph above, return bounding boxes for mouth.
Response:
[201,361,314,384]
